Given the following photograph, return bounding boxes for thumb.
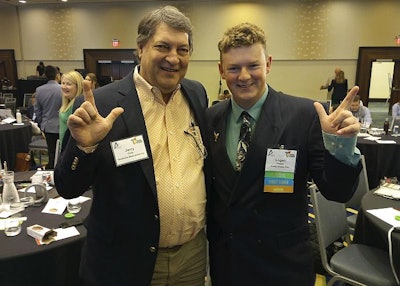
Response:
[313,101,328,122]
[105,107,124,125]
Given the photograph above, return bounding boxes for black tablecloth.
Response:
[353,191,400,279]
[357,134,400,189]
[0,171,91,286]
[0,122,32,171]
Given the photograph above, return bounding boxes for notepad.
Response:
[374,183,400,200]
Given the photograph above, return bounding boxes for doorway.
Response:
[355,47,400,114]
[83,49,139,86]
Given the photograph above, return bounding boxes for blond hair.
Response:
[335,70,346,84]
[218,22,267,61]
[60,71,84,112]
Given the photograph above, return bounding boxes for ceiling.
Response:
[0,0,196,6]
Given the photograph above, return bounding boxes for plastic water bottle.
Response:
[384,118,389,135]
[16,109,22,124]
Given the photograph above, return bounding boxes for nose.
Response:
[238,67,251,81]
[165,49,180,65]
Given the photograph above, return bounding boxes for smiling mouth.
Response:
[161,67,178,72]
[237,83,253,88]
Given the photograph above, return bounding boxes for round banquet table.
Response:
[353,190,400,280]
[356,133,400,189]
[0,171,91,286]
[0,121,32,171]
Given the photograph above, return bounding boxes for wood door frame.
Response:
[83,49,138,80]
[356,47,400,108]
[0,49,18,88]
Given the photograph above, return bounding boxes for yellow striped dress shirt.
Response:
[134,68,206,248]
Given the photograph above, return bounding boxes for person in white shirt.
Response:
[350,94,372,127]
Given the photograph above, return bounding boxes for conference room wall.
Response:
[0,0,398,103]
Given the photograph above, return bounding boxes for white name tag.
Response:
[110,135,149,167]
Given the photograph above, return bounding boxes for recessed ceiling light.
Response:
[19,0,27,3]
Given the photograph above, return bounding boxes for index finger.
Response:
[83,79,95,106]
[334,86,359,113]
[82,79,99,115]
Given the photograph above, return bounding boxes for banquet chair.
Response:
[29,133,48,166]
[4,98,17,116]
[23,93,33,108]
[2,93,14,100]
[346,155,369,230]
[310,188,397,286]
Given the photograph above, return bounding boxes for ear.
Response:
[137,45,144,59]
[218,62,225,79]
[266,55,272,74]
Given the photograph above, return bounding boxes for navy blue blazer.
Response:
[54,69,211,285]
[205,87,361,286]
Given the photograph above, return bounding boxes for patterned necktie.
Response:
[236,111,251,171]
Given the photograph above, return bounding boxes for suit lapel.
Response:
[230,89,286,205]
[115,75,157,199]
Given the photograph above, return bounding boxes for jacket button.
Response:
[154,215,159,220]
[149,246,156,253]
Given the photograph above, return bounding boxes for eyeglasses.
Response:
[184,124,208,159]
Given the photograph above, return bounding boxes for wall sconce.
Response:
[396,35,400,45]
[112,39,120,47]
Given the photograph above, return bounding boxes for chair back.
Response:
[54,139,61,167]
[23,93,33,107]
[309,188,350,276]
[2,93,13,100]
[4,98,16,116]
[346,155,369,209]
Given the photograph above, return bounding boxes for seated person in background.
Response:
[26,93,37,122]
[350,94,372,127]
[25,93,41,135]
[213,89,232,105]
[218,89,231,100]
[85,72,100,90]
[392,99,400,117]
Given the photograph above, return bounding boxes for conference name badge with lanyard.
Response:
[110,135,149,167]
[264,148,297,193]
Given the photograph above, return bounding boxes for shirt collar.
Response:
[133,65,181,102]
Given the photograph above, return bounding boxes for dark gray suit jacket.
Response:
[54,69,211,285]
[205,86,361,286]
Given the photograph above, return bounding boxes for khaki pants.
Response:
[151,230,207,286]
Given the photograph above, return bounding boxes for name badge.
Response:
[110,135,149,167]
[264,148,297,193]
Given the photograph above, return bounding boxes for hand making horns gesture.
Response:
[67,80,124,147]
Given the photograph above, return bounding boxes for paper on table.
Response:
[0,217,27,229]
[42,197,68,215]
[1,118,16,124]
[54,226,80,240]
[41,196,91,215]
[364,136,381,141]
[375,140,397,144]
[367,207,400,227]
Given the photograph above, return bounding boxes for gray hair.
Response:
[136,6,193,54]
